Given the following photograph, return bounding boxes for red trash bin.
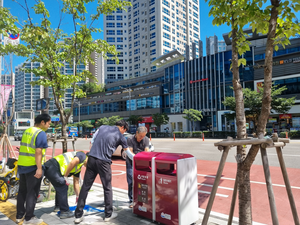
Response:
[154,153,198,225]
[133,152,161,220]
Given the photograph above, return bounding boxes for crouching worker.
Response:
[44,151,88,219]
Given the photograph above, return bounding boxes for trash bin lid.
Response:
[155,152,194,163]
[134,151,161,160]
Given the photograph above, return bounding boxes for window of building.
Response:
[133,10,139,17]
[150,49,156,55]
[117,45,123,50]
[134,41,140,47]
[118,74,124,79]
[150,24,155,31]
[117,67,124,72]
[134,48,140,54]
[107,59,116,64]
[134,33,140,39]
[107,67,116,72]
[106,30,115,35]
[150,40,156,47]
[133,3,139,9]
[150,32,156,39]
[117,30,123,35]
[117,37,123,42]
[106,15,114,20]
[163,7,170,16]
[150,16,155,22]
[163,32,170,40]
[117,23,123,28]
[150,7,155,14]
[107,37,115,42]
[134,56,140,62]
[106,23,115,28]
[163,24,170,32]
[150,0,155,6]
[116,15,122,20]
[163,16,170,24]
[134,18,139,24]
[163,41,171,48]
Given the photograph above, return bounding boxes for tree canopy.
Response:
[223,85,295,131]
[79,83,105,95]
[0,0,131,151]
[182,109,203,132]
[95,116,123,127]
[152,113,169,131]
[127,115,144,126]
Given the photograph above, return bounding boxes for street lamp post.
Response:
[119,86,132,117]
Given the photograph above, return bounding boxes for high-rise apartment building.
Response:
[15,62,43,114]
[15,61,88,114]
[89,51,105,85]
[104,0,201,83]
[208,35,227,55]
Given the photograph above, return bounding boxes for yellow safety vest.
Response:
[18,127,46,166]
[54,152,86,176]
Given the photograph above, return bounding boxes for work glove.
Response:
[64,177,70,186]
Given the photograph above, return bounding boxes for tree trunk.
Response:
[238,164,252,224]
[60,114,68,153]
[256,0,279,136]
[231,14,248,224]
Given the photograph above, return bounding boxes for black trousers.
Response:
[17,170,43,221]
[75,156,112,218]
[126,157,133,202]
[44,159,69,212]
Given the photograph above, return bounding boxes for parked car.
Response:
[14,131,24,141]
[81,131,93,138]
[113,133,155,160]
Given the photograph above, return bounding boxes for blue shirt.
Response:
[18,130,48,174]
[90,125,128,163]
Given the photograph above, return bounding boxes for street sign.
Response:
[51,117,60,122]
[4,32,20,45]
[13,119,16,122]
[8,33,20,40]
[27,120,30,123]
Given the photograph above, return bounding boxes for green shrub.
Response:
[192,131,202,138]
[173,131,182,138]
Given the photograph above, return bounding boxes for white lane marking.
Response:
[198,183,234,190]
[258,153,300,157]
[197,174,300,190]
[198,208,267,225]
[111,170,126,176]
[113,163,126,167]
[198,190,228,198]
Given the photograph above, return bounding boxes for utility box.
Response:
[154,153,198,225]
[133,152,160,220]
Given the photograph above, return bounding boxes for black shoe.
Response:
[60,210,74,219]
[53,206,60,212]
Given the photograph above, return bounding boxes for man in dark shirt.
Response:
[74,120,131,223]
[126,126,149,208]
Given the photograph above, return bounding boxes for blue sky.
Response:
[1,0,299,72]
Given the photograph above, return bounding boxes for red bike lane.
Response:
[9,146,300,224]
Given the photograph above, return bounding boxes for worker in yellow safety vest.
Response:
[44,151,88,219]
[16,114,51,225]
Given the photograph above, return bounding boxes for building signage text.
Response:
[189,78,208,84]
